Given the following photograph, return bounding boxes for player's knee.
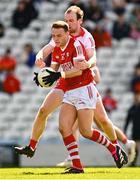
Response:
[59,125,72,137]
[59,126,67,136]
[38,107,48,119]
[79,128,91,139]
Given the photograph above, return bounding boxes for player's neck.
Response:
[71,27,81,37]
[60,36,70,51]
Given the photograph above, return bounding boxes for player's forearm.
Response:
[36,44,53,61]
[61,68,82,78]
[35,44,54,68]
[73,53,97,70]
[43,44,54,59]
[87,52,97,68]
[92,66,101,84]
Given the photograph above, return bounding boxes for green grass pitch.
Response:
[0,167,140,180]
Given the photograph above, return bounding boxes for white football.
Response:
[37,67,55,88]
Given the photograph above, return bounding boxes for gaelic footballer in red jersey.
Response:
[51,38,93,91]
[42,21,94,91]
[49,26,96,91]
[42,21,127,173]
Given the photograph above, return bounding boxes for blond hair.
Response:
[65,5,84,20]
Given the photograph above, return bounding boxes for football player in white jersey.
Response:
[14,6,135,164]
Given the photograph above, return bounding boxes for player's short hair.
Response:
[52,21,69,32]
[65,5,84,20]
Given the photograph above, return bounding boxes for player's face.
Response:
[51,28,69,48]
[64,12,82,34]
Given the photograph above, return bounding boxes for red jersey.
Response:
[52,37,94,91]
[55,78,67,92]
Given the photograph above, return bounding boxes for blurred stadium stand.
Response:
[0,0,140,166]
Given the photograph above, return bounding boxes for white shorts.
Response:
[63,83,99,110]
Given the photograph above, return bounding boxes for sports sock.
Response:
[90,129,116,154]
[29,139,38,150]
[112,139,118,145]
[63,134,83,169]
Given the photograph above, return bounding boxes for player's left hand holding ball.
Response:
[42,69,61,86]
[33,67,61,88]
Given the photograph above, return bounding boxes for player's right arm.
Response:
[61,68,82,78]
[50,62,82,79]
[35,40,55,68]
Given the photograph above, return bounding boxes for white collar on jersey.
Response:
[60,36,71,52]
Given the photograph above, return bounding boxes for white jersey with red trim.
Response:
[71,27,95,50]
